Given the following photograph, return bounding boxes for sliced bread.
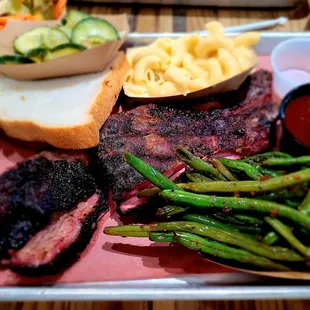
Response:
[0,52,129,149]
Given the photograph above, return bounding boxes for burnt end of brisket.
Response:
[3,191,108,275]
[0,154,96,258]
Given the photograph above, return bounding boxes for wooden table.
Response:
[2,1,310,309]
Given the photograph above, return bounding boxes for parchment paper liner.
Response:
[0,14,129,80]
[0,55,309,284]
[124,64,256,104]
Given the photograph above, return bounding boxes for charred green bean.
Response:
[263,156,310,167]
[300,190,310,216]
[160,190,310,231]
[265,217,310,258]
[174,232,290,271]
[262,231,280,245]
[182,213,261,236]
[104,221,304,261]
[213,213,264,227]
[156,205,188,218]
[178,168,310,193]
[185,172,213,183]
[231,214,264,226]
[209,158,237,181]
[149,232,174,242]
[175,147,226,180]
[256,167,283,178]
[244,152,293,163]
[124,152,181,191]
[218,158,263,180]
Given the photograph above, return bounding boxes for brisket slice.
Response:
[2,192,108,275]
[0,151,96,258]
[94,70,278,206]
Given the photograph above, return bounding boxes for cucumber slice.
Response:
[71,17,119,48]
[24,48,48,63]
[61,10,90,29]
[84,36,106,48]
[13,27,50,55]
[57,26,72,39]
[0,55,34,65]
[42,28,70,49]
[43,43,86,61]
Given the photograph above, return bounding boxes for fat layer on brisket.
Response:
[94,69,278,204]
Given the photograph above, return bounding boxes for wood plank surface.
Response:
[2,300,310,310]
[2,1,310,309]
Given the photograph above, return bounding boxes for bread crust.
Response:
[0,52,129,149]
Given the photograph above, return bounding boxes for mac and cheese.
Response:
[124,21,260,97]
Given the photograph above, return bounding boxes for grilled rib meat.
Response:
[94,70,277,205]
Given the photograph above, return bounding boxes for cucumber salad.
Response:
[0,10,120,65]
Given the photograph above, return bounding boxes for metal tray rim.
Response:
[2,284,310,301]
[2,31,310,301]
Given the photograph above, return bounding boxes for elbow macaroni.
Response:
[124,21,260,97]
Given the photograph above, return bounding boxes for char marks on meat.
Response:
[0,150,107,270]
[94,70,277,205]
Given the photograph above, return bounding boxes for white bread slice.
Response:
[0,52,129,149]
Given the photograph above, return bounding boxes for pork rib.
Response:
[94,70,277,209]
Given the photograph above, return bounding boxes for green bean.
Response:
[265,217,310,258]
[218,158,263,180]
[244,152,293,163]
[141,183,306,200]
[174,232,290,271]
[185,172,213,183]
[175,147,226,180]
[138,180,225,197]
[263,156,310,167]
[104,222,304,261]
[160,190,310,231]
[149,232,174,242]
[209,158,237,181]
[285,200,301,208]
[259,186,308,202]
[262,231,280,245]
[300,190,310,216]
[182,213,261,236]
[243,158,283,178]
[231,214,264,226]
[138,187,161,198]
[156,205,188,218]
[177,168,310,193]
[124,152,181,191]
[256,167,283,178]
[213,213,264,227]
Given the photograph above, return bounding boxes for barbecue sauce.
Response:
[284,95,310,147]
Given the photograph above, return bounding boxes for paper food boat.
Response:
[0,14,129,80]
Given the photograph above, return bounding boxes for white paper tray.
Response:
[1,31,310,301]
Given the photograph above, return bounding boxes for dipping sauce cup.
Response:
[279,84,310,155]
[271,38,310,102]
